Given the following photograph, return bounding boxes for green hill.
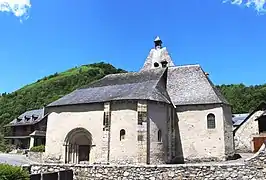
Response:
[217,84,266,114]
[0,62,266,151]
[0,62,126,150]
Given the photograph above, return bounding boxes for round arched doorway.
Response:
[64,128,93,164]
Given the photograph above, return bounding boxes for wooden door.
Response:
[78,145,90,162]
[253,137,266,152]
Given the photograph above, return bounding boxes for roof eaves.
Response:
[254,110,266,121]
[199,66,230,105]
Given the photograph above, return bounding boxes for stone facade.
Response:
[223,105,235,157]
[44,100,179,165]
[176,104,234,162]
[234,110,264,153]
[30,144,266,180]
[41,37,234,165]
[27,152,44,163]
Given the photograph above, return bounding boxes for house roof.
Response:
[255,110,266,121]
[232,113,249,126]
[5,109,46,127]
[30,130,46,137]
[47,68,171,107]
[167,65,229,106]
[233,102,266,134]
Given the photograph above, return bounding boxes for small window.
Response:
[103,112,110,131]
[17,117,22,122]
[137,102,147,125]
[24,115,30,121]
[161,61,168,68]
[207,113,216,129]
[120,129,126,141]
[138,131,144,141]
[138,134,144,141]
[32,114,38,121]
[138,112,147,125]
[158,130,162,142]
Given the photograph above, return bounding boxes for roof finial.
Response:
[154,36,162,49]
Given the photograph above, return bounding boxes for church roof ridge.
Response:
[169,64,201,68]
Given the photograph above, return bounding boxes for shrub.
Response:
[0,164,29,180]
[30,145,45,152]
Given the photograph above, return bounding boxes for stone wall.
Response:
[176,104,228,161]
[234,110,263,153]
[29,145,266,180]
[27,152,44,163]
[30,162,265,180]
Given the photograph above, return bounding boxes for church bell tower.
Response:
[140,36,175,72]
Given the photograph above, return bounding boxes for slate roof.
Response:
[232,113,249,126]
[47,64,229,107]
[167,65,229,106]
[233,102,266,134]
[47,68,171,107]
[6,109,46,127]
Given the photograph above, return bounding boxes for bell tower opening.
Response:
[161,61,168,68]
[154,36,162,49]
[154,62,160,67]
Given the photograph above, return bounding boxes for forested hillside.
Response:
[0,62,265,151]
[0,62,126,151]
[217,84,266,114]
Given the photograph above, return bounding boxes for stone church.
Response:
[43,37,235,164]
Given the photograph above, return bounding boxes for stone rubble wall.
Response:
[27,152,44,163]
[29,145,266,180]
[30,163,266,180]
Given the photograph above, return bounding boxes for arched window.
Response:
[120,129,126,141]
[158,129,162,142]
[207,113,216,129]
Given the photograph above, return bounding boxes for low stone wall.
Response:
[30,159,266,180]
[29,146,266,180]
[27,152,44,163]
[31,163,265,180]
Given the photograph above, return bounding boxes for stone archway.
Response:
[64,128,93,164]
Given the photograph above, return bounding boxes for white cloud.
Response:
[0,0,31,21]
[223,0,266,14]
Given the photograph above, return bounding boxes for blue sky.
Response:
[0,0,266,93]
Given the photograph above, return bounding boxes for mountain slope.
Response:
[0,62,266,151]
[0,62,126,128]
[217,84,266,114]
